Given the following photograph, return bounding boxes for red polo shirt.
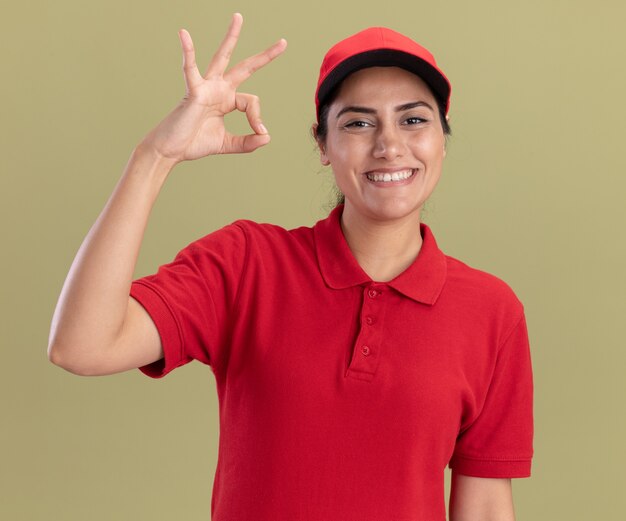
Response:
[130,205,533,521]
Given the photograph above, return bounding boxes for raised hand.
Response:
[139,13,287,164]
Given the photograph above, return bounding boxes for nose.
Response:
[372,123,406,160]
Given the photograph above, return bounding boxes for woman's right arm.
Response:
[47,14,287,376]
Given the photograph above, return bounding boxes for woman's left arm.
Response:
[449,472,516,521]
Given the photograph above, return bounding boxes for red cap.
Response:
[315,27,451,122]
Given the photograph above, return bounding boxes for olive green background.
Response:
[2,0,624,519]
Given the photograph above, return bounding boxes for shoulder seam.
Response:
[211,222,250,377]
[231,221,251,327]
[496,306,526,354]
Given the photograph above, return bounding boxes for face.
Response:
[317,66,447,224]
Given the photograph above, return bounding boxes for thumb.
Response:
[222,131,271,154]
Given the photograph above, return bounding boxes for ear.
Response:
[320,149,331,166]
[312,123,331,166]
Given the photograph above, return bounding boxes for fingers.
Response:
[235,92,266,135]
[222,92,271,154]
[204,13,244,78]
[179,28,203,90]
[225,38,287,88]
[223,132,271,154]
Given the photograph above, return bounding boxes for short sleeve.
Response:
[129,222,247,378]
[449,312,534,478]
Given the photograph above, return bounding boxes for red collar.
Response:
[313,205,447,305]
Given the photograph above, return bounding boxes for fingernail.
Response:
[259,123,268,134]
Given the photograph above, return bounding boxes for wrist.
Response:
[133,142,180,170]
[131,143,178,175]
[123,145,177,192]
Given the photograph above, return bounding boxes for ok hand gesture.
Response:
[140,13,287,164]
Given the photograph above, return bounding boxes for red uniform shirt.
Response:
[130,205,533,521]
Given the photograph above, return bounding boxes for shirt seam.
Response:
[456,306,527,437]
[185,244,226,374]
[496,304,525,354]
[451,453,533,463]
[231,222,250,314]
[217,221,250,376]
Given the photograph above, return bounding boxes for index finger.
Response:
[204,12,244,78]
[224,38,287,88]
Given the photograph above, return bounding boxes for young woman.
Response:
[48,13,533,521]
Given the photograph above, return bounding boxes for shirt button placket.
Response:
[362,296,377,357]
[347,285,383,380]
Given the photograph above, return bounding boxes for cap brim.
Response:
[317,49,450,116]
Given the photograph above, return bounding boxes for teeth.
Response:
[366,169,414,182]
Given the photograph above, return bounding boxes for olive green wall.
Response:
[2,0,624,519]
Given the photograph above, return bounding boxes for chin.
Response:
[363,199,424,223]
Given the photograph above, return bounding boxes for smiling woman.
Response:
[47,14,533,521]
[318,67,447,238]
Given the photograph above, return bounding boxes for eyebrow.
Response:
[335,101,435,119]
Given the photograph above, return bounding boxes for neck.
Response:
[340,205,424,282]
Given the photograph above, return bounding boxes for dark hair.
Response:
[313,71,451,207]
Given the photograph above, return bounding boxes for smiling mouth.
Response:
[365,169,415,183]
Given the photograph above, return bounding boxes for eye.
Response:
[344,120,373,129]
[404,116,427,125]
